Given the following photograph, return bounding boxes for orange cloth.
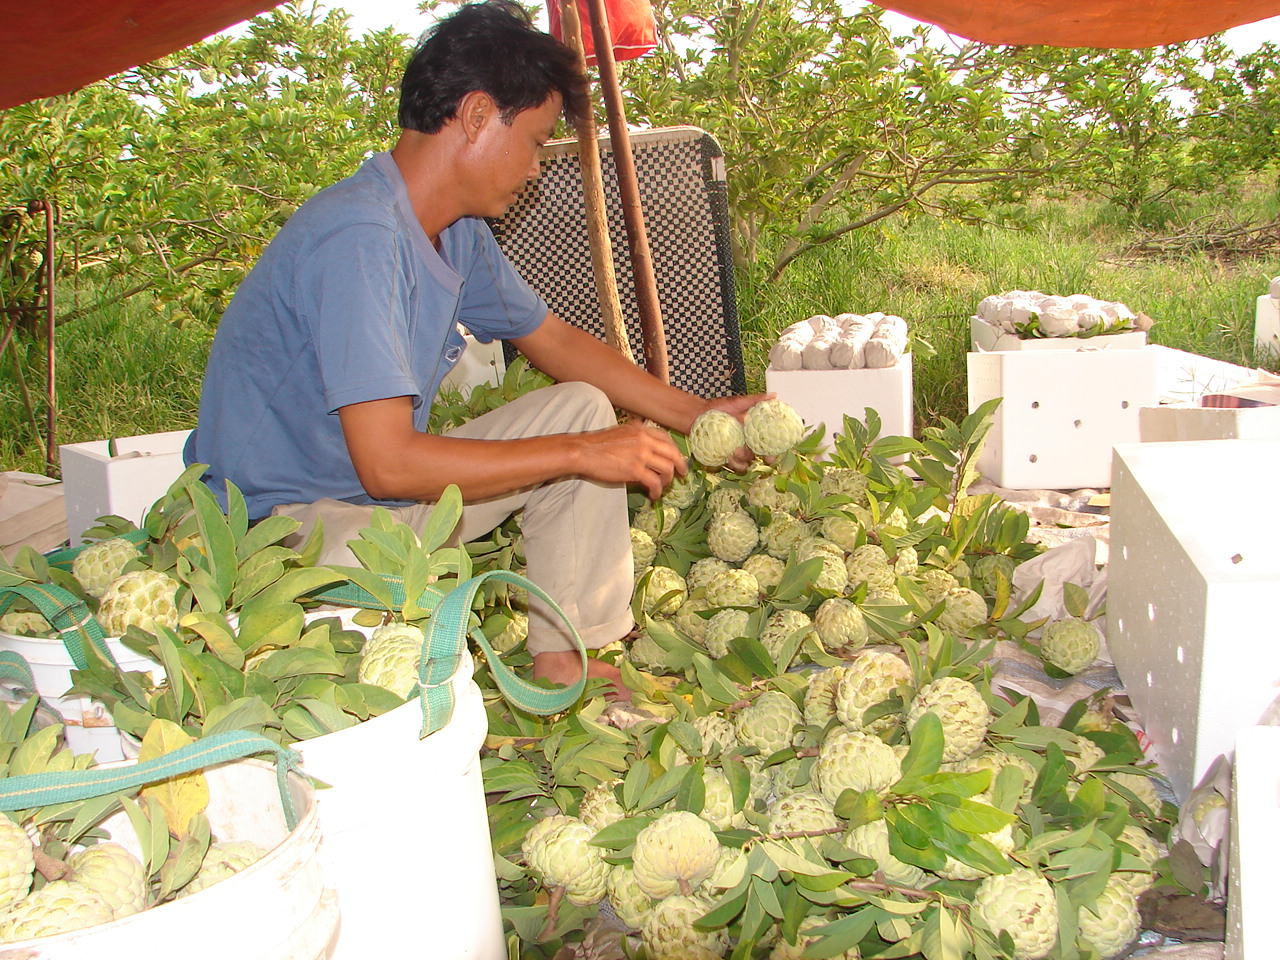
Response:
[549,0,657,65]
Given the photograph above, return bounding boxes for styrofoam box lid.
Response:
[1112,439,1280,580]
[59,428,193,463]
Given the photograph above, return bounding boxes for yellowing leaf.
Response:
[138,719,210,840]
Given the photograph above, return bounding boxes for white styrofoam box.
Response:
[439,332,504,394]
[966,348,1160,489]
[59,429,192,545]
[1108,439,1280,802]
[1140,403,1280,442]
[765,355,913,448]
[1227,725,1280,960]
[1152,344,1258,406]
[1256,294,1279,359]
[970,317,1147,352]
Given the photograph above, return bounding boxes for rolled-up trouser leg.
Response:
[273,381,635,655]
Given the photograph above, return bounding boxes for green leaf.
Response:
[180,612,244,669]
[251,567,345,607]
[236,602,304,654]
[202,697,280,737]
[622,759,650,811]
[420,486,464,553]
[188,481,237,601]
[236,514,301,562]
[590,815,657,850]
[251,646,345,680]
[895,711,944,785]
[675,759,707,815]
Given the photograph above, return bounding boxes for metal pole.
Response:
[581,0,671,383]
[558,0,633,363]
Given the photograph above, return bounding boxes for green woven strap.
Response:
[417,570,586,737]
[0,584,119,672]
[310,575,448,612]
[0,652,37,695]
[0,730,304,830]
[43,529,151,572]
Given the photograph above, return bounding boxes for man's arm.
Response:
[338,395,685,503]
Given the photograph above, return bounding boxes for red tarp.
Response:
[0,0,279,111]
[877,0,1280,49]
[3,0,1280,111]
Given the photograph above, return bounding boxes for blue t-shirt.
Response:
[185,152,547,518]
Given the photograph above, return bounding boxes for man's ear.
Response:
[456,90,497,143]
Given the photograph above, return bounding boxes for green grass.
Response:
[4,188,1280,476]
[0,293,212,476]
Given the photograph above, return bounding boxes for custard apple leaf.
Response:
[834,788,884,829]
[1055,884,1080,960]
[674,759,707,816]
[1062,582,1090,619]
[805,910,880,957]
[724,758,752,812]
[159,816,213,900]
[944,798,1016,836]
[887,811,947,872]
[114,795,168,878]
[860,602,917,641]
[691,654,744,706]
[988,694,1035,734]
[188,481,238,598]
[589,815,655,851]
[730,634,777,680]
[773,556,827,603]
[7,725,62,778]
[992,763,1030,814]
[698,883,750,927]
[896,711,945,785]
[637,763,695,812]
[1071,777,1109,820]
[202,697,279,738]
[622,759,651,810]
[1048,844,1113,882]
[253,646,345,680]
[921,905,970,960]
[182,613,244,668]
[752,874,787,921]
[665,719,703,758]
[1032,744,1074,804]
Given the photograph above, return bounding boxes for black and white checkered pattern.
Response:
[490,126,746,398]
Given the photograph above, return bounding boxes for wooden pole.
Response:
[580,0,671,384]
[558,0,633,362]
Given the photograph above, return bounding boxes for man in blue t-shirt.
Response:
[187,0,768,698]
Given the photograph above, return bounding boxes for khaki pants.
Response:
[274,382,635,655]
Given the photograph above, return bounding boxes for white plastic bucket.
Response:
[0,758,338,960]
[0,631,163,763]
[296,646,504,960]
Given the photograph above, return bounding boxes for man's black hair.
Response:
[399,0,589,133]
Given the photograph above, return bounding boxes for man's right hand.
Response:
[570,422,687,501]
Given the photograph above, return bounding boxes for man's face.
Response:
[470,93,563,218]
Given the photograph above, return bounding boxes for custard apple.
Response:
[72,538,142,598]
[1040,617,1102,674]
[180,840,267,896]
[0,611,53,638]
[844,549,895,591]
[704,608,751,658]
[607,864,653,930]
[1112,824,1162,897]
[973,554,1017,596]
[746,477,801,514]
[935,586,989,635]
[704,568,760,608]
[689,410,746,468]
[67,841,146,918]
[762,513,810,559]
[821,514,862,552]
[1077,875,1140,959]
[892,547,919,576]
[686,557,731,593]
[699,767,746,830]
[627,631,670,671]
[632,503,679,541]
[692,713,739,754]
[483,610,528,655]
[814,598,868,654]
[707,510,759,562]
[834,651,914,732]
[819,467,870,503]
[0,815,33,912]
[803,666,847,726]
[845,818,928,888]
[0,879,114,942]
[632,811,721,899]
[630,527,657,576]
[815,727,902,801]
[357,622,424,698]
[759,609,812,660]
[641,894,727,960]
[916,567,960,602]
[706,485,744,516]
[767,790,840,835]
[96,569,181,636]
[663,472,704,510]
[742,553,786,592]
[735,690,802,757]
[744,399,805,457]
[525,815,610,905]
[1110,770,1164,815]
[907,676,991,762]
[579,781,627,831]
[642,566,688,618]
[974,867,1059,959]
[672,598,712,642]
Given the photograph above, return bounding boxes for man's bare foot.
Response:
[533,651,632,702]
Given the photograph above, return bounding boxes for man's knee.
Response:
[545,381,617,431]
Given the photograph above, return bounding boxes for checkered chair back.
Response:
[490,125,746,398]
